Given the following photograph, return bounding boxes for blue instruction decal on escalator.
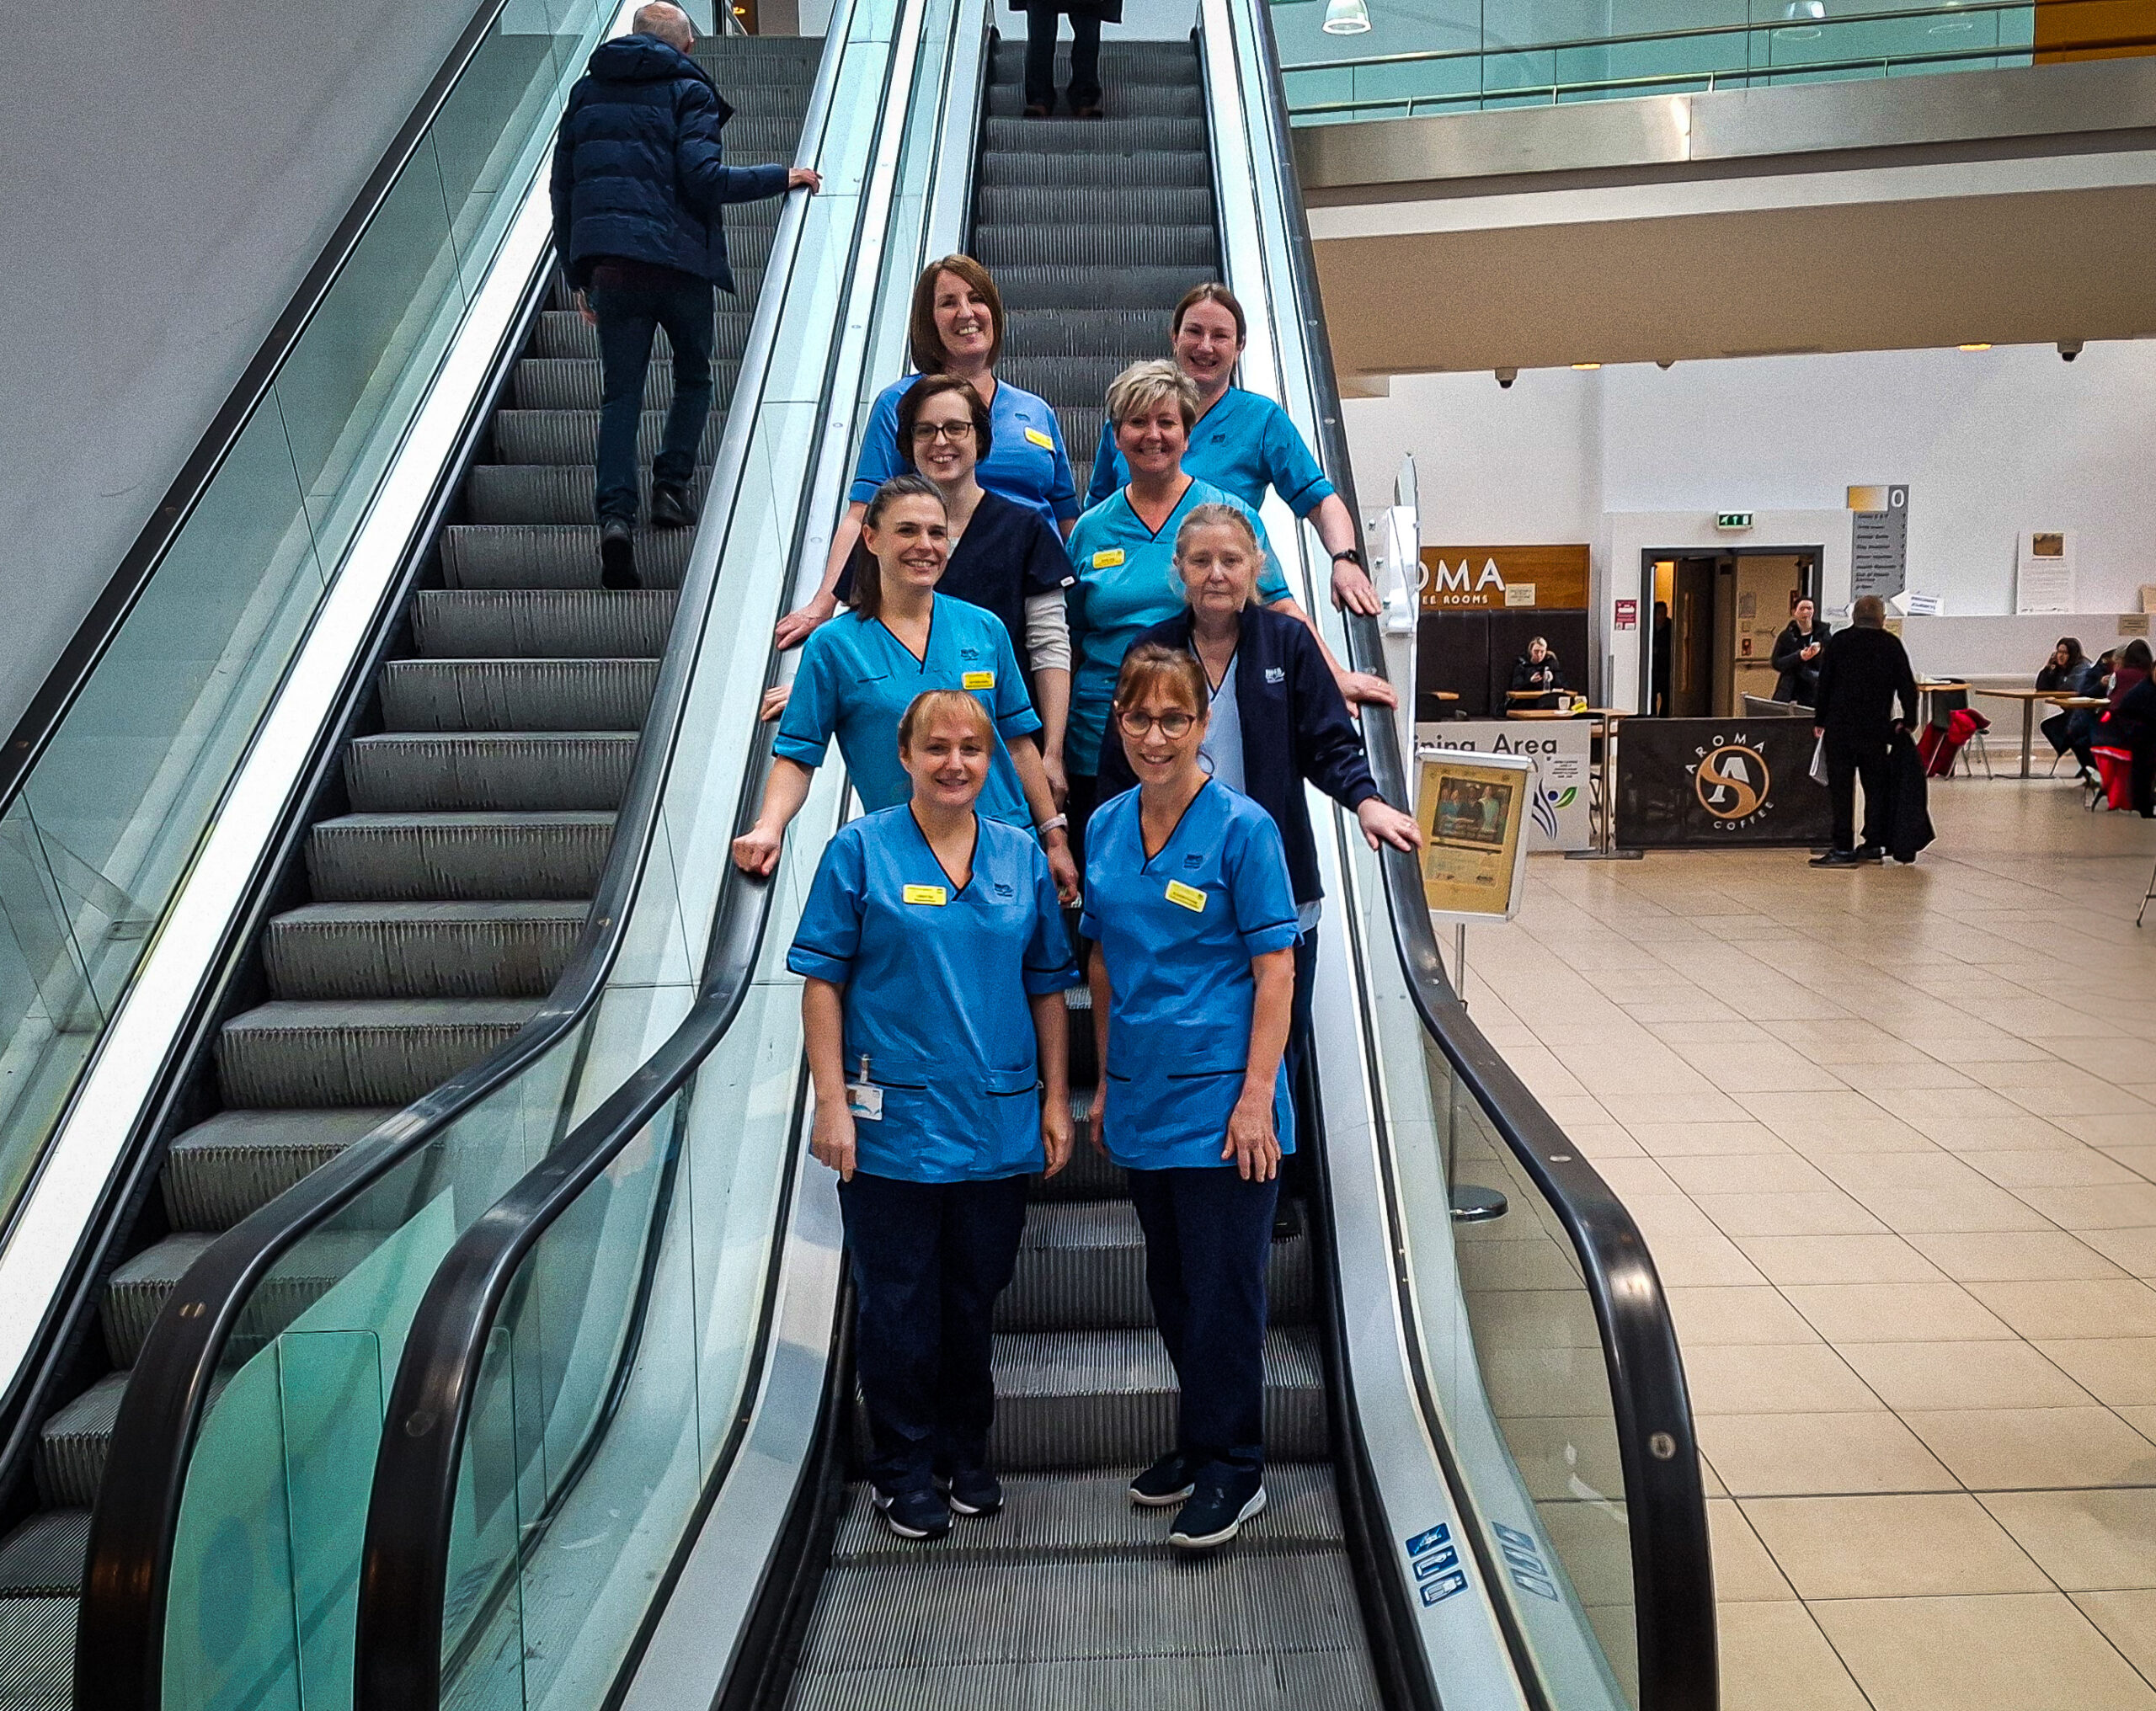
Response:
[1404,1522,1452,1559]
[1404,1522,1468,1605]
[1420,1570,1468,1606]
[1493,1522,1561,1601]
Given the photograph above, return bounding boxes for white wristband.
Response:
[1036,814,1069,838]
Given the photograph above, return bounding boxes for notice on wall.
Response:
[1849,484,1909,601]
[1416,753,1534,920]
[2015,531,2077,616]
[1614,598,1638,632]
[1417,721,1593,852]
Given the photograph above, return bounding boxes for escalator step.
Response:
[976,149,1210,189]
[1000,1202,1312,1332]
[492,408,727,468]
[982,82,1204,119]
[306,812,616,902]
[1031,1138,1123,1203]
[263,902,588,1000]
[698,83,822,116]
[100,1231,387,1367]
[515,357,744,413]
[344,732,638,813]
[990,43,1201,85]
[993,266,1217,313]
[411,589,676,658]
[215,999,540,1109]
[976,184,1214,233]
[465,464,715,526]
[995,355,1139,409]
[36,1378,125,1510]
[988,1326,1324,1469]
[0,1512,86,1600]
[162,1108,397,1230]
[1002,311,1164,360]
[975,224,1218,272]
[1043,407,1106,472]
[531,310,760,362]
[980,117,1207,155]
[0,1594,72,1708]
[380,656,659,731]
[789,1645,1379,1711]
[441,524,695,592]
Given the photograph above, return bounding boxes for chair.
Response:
[1929,685,1993,780]
[2141,857,2155,928]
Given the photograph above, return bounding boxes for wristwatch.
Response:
[1331,548,1364,568]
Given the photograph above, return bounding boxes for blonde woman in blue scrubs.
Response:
[792,690,1080,1541]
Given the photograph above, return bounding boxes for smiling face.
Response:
[862,493,948,593]
[1114,397,1189,480]
[901,709,991,811]
[1117,683,1207,784]
[1172,298,1242,393]
[910,388,979,487]
[1177,520,1257,618]
[931,270,995,370]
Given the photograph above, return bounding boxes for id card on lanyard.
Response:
[846,1053,884,1122]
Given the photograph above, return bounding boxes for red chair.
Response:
[2094,747,2136,811]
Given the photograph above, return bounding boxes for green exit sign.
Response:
[1716,513,1753,530]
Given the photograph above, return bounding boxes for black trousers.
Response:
[590,279,715,522]
[1022,7,1102,109]
[838,1170,1031,1492]
[1125,1164,1278,1481]
[1824,732,1892,853]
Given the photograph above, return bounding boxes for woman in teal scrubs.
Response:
[792,689,1081,1540]
[1081,644,1298,1554]
[1086,283,1379,617]
[733,474,1079,900]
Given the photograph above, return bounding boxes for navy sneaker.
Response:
[872,1484,950,1540]
[598,517,638,589]
[1167,1473,1267,1550]
[939,1465,1004,1517]
[1128,1451,1198,1507]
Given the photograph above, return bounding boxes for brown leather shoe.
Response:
[1022,102,1051,118]
[1072,102,1104,119]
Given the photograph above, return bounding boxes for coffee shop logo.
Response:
[1420,557,1507,606]
[1691,734,1772,829]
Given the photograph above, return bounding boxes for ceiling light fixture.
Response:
[1572,361,1603,370]
[1322,0,1372,35]
[1778,0,1825,37]
[1957,342,1993,351]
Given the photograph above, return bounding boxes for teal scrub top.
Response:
[1079,781,1299,1171]
[1063,479,1290,776]
[774,597,1042,824]
[851,374,1079,530]
[789,808,1081,1183]
[1086,386,1337,517]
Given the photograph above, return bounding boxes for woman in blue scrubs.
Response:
[776,255,1078,648]
[792,689,1081,1539]
[1081,644,1298,1553]
[733,474,1079,900]
[1086,283,1378,617]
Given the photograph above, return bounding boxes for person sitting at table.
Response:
[2037,637,2098,764]
[1770,599,1831,706]
[1508,637,1566,711]
[2092,638,2156,816]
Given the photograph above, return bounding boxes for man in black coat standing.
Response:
[552,3,820,588]
[1810,594,1919,867]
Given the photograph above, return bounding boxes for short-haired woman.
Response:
[792,689,1081,1539]
[1086,283,1377,615]
[735,475,1078,898]
[1082,644,1299,1552]
[777,256,1077,648]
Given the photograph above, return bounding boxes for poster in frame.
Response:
[1415,749,1535,924]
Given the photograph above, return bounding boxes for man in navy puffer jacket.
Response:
[552,3,820,587]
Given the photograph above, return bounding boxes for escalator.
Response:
[0,21,830,1710]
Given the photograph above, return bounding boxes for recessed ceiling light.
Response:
[1957,343,1993,352]
[1572,361,1603,370]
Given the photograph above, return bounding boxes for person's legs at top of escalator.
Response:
[1021,7,1060,115]
[649,280,717,527]
[1065,12,1103,115]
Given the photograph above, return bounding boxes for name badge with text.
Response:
[902,884,947,906]
[1164,880,1206,912]
[1024,427,1054,450]
[962,670,995,690]
[1091,548,1125,569]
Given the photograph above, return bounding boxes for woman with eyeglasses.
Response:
[1081,643,1297,1554]
[776,255,1077,650]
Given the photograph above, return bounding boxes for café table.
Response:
[1978,686,2083,779]
[1916,678,1967,731]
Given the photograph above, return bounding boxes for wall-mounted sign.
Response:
[1849,484,1909,601]
[1417,722,1593,852]
[1420,546,1589,611]
[2121,614,2151,640]
[1716,513,1753,531]
[2015,530,2076,616]
[1415,751,1535,919]
[1614,598,1638,632]
[1614,720,1831,847]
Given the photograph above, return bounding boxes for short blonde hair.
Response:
[898,688,993,753]
[1105,359,1198,430]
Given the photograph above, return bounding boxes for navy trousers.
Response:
[589,279,715,523]
[1124,1163,1278,1481]
[837,1170,1031,1493]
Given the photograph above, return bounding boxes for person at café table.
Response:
[1508,637,1566,711]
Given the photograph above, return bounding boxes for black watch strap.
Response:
[1331,548,1364,566]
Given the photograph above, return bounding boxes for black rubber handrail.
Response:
[1244,1,1720,1703]
[72,21,849,1708]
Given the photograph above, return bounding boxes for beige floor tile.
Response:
[1922,1113,2090,1151]
[1566,1123,1645,1159]
[1970,1058,2095,1090]
[2020,1186,2156,1231]
[1813,1151,1999,1192]
[2081,1229,2156,1278]
[1601,1090,1753,1126]
[1967,1280,2156,1341]
[1836,1060,1983,1092]
[1684,1343,1883,1415]
[1700,1453,1728,1497]
[1838,1340,2096,1410]
[1717,1600,1872,1711]
[1528,1094,1618,1131]
[1658,1153,1838,1196]
[1620,1195,1724,1240]
[2100,1146,2156,1182]
[1643,1233,1772,1287]
[2063,1114,2156,1149]
[1862,1181,2058,1234]
[1909,1231,2127,1282]
[1694,1191,1890,1238]
[1741,1088,1910,1127]
[1624,1119,1789,1155]
[2006,1084,2156,1120]
[1983,1490,2156,1591]
[2074,1591,2156,1684]
[1734,1234,1947,1286]
[1872,1085,2028,1121]
[1742,1493,2050,1598]
[1970,1149,2146,1189]
[1709,1498,1797,1601]
[1900,1406,2156,1491]
[2036,1339,2156,1408]
[1665,1286,1823,1346]
[1776,1119,1945,1156]
[1812,1592,2156,1711]
[1582,1156,1680,1200]
[1694,1410,1958,1497]
[1782,1281,2017,1344]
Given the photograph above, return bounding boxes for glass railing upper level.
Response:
[1278,0,2080,125]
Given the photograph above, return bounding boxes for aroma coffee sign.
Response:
[1418,545,1590,611]
[1614,719,1831,848]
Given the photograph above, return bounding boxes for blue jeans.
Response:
[589,280,714,523]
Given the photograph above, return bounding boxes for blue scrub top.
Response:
[790,808,1081,1183]
[1063,478,1289,776]
[1086,387,1337,517]
[1081,781,1299,1171]
[851,375,1079,530]
[774,597,1042,824]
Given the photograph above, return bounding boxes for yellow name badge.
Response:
[1024,427,1054,450]
[1164,880,1207,913]
[1091,548,1126,569]
[962,670,995,690]
[902,884,948,906]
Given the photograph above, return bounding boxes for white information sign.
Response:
[1416,721,1593,852]
[2016,531,2077,615]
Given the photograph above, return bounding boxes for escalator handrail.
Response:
[0,0,522,810]
[72,20,854,1710]
[1239,5,1720,1704]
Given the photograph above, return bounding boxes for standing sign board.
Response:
[2015,531,2077,615]
[1416,750,1535,921]
[1849,485,1909,602]
[1615,718,1831,847]
[1417,721,1593,852]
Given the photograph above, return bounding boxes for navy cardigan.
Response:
[1096,605,1380,907]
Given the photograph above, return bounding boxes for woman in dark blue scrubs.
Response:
[792,690,1081,1540]
[1081,645,1298,1553]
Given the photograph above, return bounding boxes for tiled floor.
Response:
[1465,773,2156,1710]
